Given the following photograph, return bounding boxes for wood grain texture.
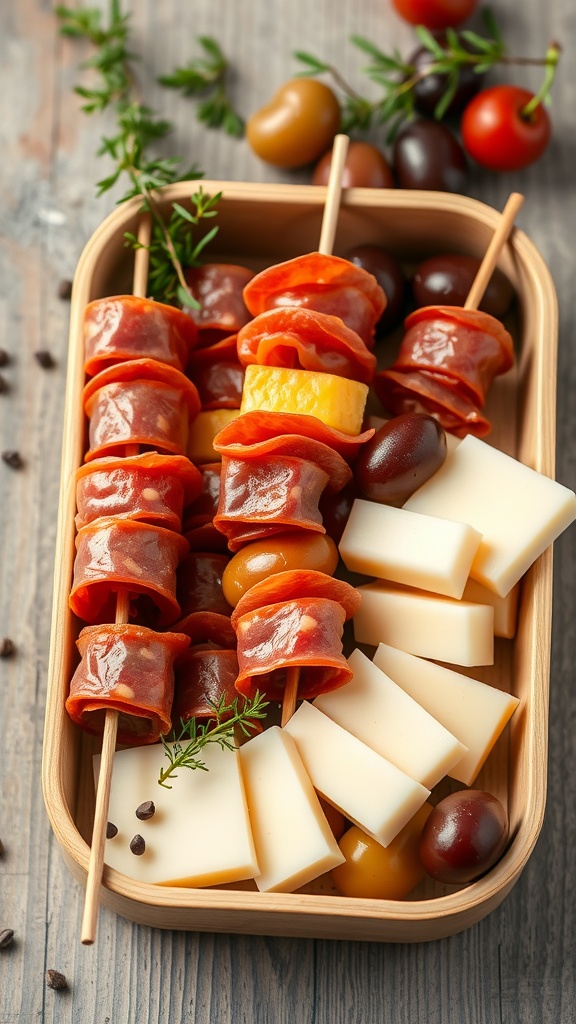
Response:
[1,1,575,1022]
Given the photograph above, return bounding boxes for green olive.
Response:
[246,79,341,169]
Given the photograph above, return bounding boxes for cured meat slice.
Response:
[172,610,237,649]
[374,305,515,438]
[230,569,361,626]
[184,263,255,342]
[242,252,386,347]
[194,360,245,409]
[176,551,233,619]
[82,359,201,460]
[213,409,374,463]
[171,648,241,726]
[214,456,330,551]
[75,452,203,531]
[70,517,189,627]
[236,307,377,384]
[213,431,352,493]
[66,623,190,744]
[83,295,198,376]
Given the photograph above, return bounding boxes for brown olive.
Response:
[412,253,515,319]
[344,245,407,334]
[393,119,467,192]
[246,79,341,169]
[312,141,395,189]
[222,531,339,606]
[408,37,483,117]
[418,790,508,884]
[354,414,447,505]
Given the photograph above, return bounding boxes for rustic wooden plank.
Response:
[1,0,575,1020]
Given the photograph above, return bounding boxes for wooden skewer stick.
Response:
[81,214,151,945]
[464,192,524,311]
[280,136,350,729]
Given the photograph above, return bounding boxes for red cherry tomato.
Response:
[460,85,551,172]
[391,0,477,30]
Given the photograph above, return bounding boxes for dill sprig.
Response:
[158,36,244,138]
[295,8,561,140]
[158,691,269,789]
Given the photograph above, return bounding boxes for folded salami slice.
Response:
[66,623,190,744]
[194,359,245,409]
[75,452,203,531]
[184,263,255,344]
[70,517,189,627]
[172,610,237,648]
[82,359,201,460]
[213,432,352,493]
[171,648,241,726]
[176,551,233,619]
[242,252,386,348]
[236,307,377,384]
[83,295,198,376]
[374,305,515,437]
[213,410,374,463]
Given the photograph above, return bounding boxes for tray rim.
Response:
[42,181,558,942]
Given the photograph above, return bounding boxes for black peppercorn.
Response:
[0,350,8,367]
[57,279,73,300]
[2,451,23,469]
[0,929,14,950]
[135,800,155,821]
[130,834,146,856]
[0,639,15,658]
[106,822,118,839]
[34,350,55,369]
[46,969,68,991]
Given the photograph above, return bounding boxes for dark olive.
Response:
[412,253,515,319]
[344,245,407,334]
[408,37,483,117]
[354,413,447,505]
[319,479,359,543]
[418,790,509,885]
[393,119,467,192]
[312,141,395,189]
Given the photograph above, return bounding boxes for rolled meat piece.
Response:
[75,452,203,531]
[242,252,386,348]
[373,305,515,438]
[213,431,352,492]
[213,409,374,463]
[183,263,255,346]
[236,307,377,384]
[70,516,189,627]
[231,570,360,700]
[176,551,233,619]
[173,610,237,648]
[82,358,201,460]
[193,360,245,409]
[83,295,198,376]
[171,648,241,727]
[66,623,190,745]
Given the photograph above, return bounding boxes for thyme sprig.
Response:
[158,691,269,789]
[295,8,561,139]
[158,36,244,138]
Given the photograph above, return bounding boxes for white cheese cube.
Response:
[238,726,344,893]
[339,498,482,599]
[284,701,430,846]
[373,642,520,786]
[353,580,494,666]
[461,577,519,639]
[314,648,468,788]
[93,743,258,886]
[404,434,576,597]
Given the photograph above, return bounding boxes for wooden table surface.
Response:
[2,1,575,1020]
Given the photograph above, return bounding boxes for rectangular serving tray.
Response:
[42,181,557,942]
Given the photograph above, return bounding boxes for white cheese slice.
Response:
[339,498,482,599]
[461,577,520,639]
[404,434,576,597]
[284,701,430,846]
[314,648,468,788]
[238,726,344,893]
[93,742,258,886]
[353,580,494,666]
[373,642,520,786]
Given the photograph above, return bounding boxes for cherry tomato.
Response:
[419,790,508,884]
[460,85,551,172]
[391,0,477,30]
[312,141,395,189]
[332,804,433,900]
[246,79,341,169]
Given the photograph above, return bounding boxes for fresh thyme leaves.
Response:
[158,691,269,788]
[295,8,560,138]
[56,1,133,113]
[158,36,245,138]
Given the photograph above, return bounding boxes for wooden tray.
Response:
[42,181,557,942]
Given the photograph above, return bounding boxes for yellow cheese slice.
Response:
[240,364,368,436]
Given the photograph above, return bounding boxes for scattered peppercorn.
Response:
[46,969,68,991]
[2,451,23,470]
[34,350,55,369]
[106,821,118,839]
[0,638,15,658]
[0,929,15,950]
[0,375,8,394]
[0,838,4,855]
[135,800,155,821]
[57,279,73,300]
[0,350,8,367]
[130,834,146,856]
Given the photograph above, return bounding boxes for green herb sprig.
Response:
[295,9,561,140]
[158,36,244,138]
[158,692,269,789]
